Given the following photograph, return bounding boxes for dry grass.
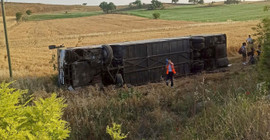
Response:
[0,14,258,79]
[0,2,102,16]
[19,60,268,140]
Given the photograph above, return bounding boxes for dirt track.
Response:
[0,14,258,78]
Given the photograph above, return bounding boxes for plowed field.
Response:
[0,14,258,78]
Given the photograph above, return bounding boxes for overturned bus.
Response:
[56,34,229,88]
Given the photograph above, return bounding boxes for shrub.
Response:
[258,18,270,82]
[106,123,128,140]
[15,12,22,22]
[172,0,179,4]
[224,0,240,4]
[148,0,163,10]
[253,6,270,83]
[153,12,160,19]
[99,2,116,13]
[0,82,70,139]
[133,0,142,8]
[26,10,32,15]
[189,0,198,4]
[198,0,204,4]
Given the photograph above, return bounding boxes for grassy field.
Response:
[17,2,270,22]
[27,11,102,21]
[123,2,270,22]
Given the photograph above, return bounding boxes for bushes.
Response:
[253,17,270,82]
[152,12,160,19]
[16,10,33,22]
[99,2,116,13]
[0,82,70,139]
[224,0,240,4]
[106,123,128,140]
[15,12,22,22]
[198,0,204,4]
[148,0,163,10]
[26,10,32,15]
[61,64,270,139]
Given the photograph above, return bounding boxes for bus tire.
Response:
[102,45,113,66]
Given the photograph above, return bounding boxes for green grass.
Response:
[123,2,270,22]
[27,11,102,21]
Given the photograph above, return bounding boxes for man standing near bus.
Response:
[246,35,253,44]
[166,59,176,87]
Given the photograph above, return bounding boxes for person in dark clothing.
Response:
[240,42,247,65]
[166,59,176,87]
[257,44,261,57]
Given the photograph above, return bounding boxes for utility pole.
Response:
[1,0,12,78]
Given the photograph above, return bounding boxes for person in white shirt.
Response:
[246,35,253,44]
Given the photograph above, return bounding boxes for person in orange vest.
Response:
[166,59,176,87]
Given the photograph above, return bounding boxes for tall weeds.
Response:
[54,65,269,139]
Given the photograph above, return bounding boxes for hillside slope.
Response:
[0,2,101,16]
[124,1,270,22]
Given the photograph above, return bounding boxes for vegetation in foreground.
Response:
[0,82,70,139]
[124,2,270,22]
[5,60,268,140]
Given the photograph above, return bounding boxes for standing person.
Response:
[257,44,262,57]
[247,42,255,64]
[166,59,176,87]
[256,44,262,61]
[240,42,247,65]
[246,35,253,44]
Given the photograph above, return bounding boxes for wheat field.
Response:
[0,14,258,79]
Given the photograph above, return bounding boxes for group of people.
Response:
[239,35,261,65]
[165,35,262,88]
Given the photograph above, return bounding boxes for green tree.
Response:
[15,12,22,22]
[224,0,240,4]
[99,2,109,13]
[133,0,142,8]
[198,0,204,4]
[172,0,179,4]
[26,10,32,15]
[189,0,198,4]
[148,0,163,10]
[0,82,70,139]
[108,2,116,12]
[99,1,116,13]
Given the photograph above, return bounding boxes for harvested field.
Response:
[0,14,258,79]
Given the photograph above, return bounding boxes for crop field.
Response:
[0,14,259,79]
[124,1,270,22]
